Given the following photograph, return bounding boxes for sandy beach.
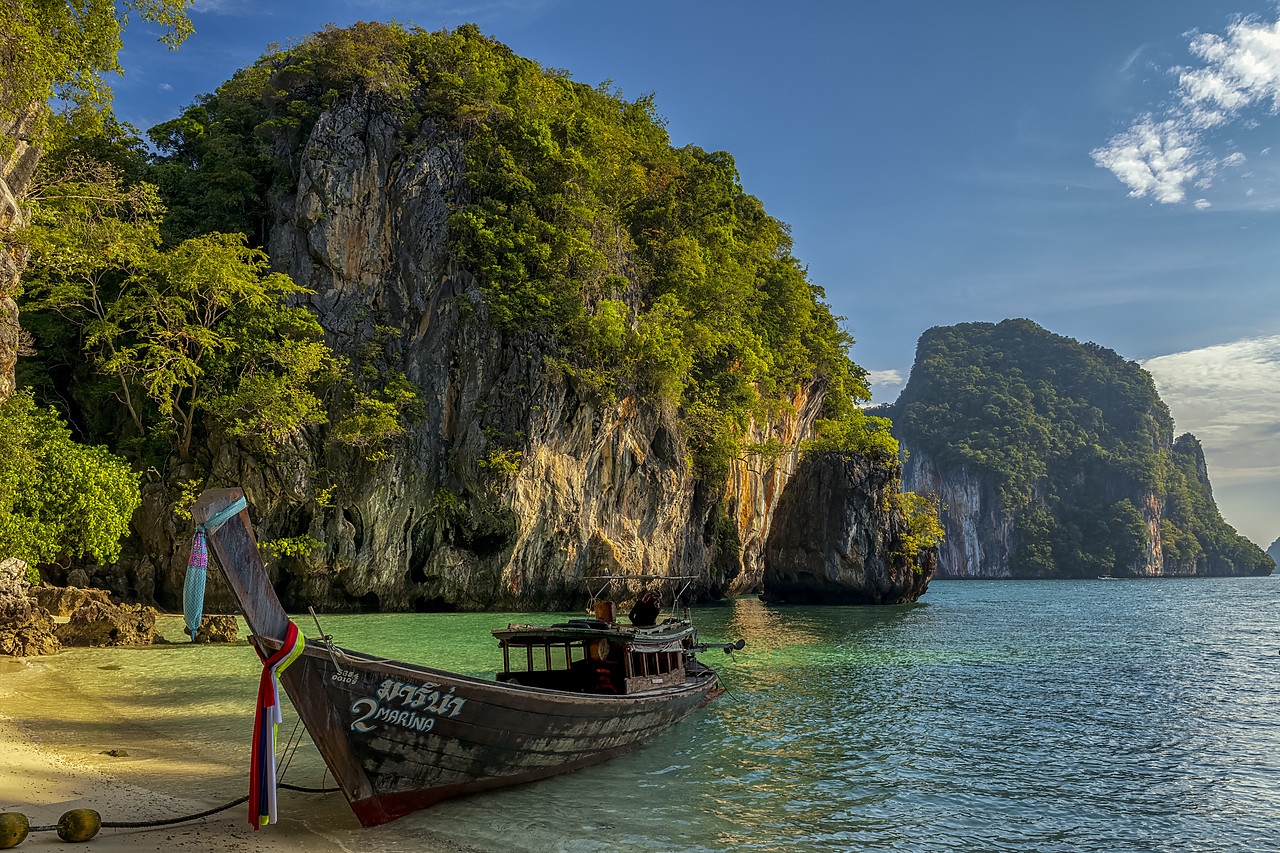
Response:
[0,646,482,853]
[0,653,354,852]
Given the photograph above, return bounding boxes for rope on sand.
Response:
[0,782,339,846]
[0,694,336,847]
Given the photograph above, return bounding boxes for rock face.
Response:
[1268,536,1280,566]
[193,615,238,643]
[0,295,18,401]
[0,558,60,656]
[763,453,935,604]
[54,600,167,648]
[133,93,827,613]
[900,439,1014,578]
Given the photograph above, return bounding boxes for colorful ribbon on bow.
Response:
[248,621,306,829]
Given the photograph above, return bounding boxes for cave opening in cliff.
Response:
[412,594,456,613]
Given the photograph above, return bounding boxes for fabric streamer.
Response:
[182,534,208,640]
[248,620,306,829]
[183,496,247,640]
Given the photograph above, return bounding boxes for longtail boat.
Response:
[192,488,739,827]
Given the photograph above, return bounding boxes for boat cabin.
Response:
[493,619,691,695]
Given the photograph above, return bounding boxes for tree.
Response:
[0,388,140,578]
[22,154,164,431]
[105,232,337,458]
[23,161,339,459]
[0,0,192,155]
[802,408,900,463]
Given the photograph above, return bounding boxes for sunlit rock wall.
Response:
[135,92,826,612]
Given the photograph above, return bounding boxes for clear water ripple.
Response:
[403,577,1280,853]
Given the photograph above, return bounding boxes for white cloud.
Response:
[1142,335,1280,545]
[1095,15,1280,205]
[1184,22,1280,113]
[1092,117,1199,202]
[187,0,238,11]
[159,82,173,92]
[867,369,904,388]
[1194,198,1212,208]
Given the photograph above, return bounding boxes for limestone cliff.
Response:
[898,439,1013,578]
[130,91,830,612]
[888,320,1273,579]
[15,26,905,611]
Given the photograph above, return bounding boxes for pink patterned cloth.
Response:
[189,531,208,569]
[183,531,209,639]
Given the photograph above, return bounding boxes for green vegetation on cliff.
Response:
[140,22,871,481]
[888,319,1272,577]
[10,20,904,595]
[1,2,190,582]
[20,130,342,462]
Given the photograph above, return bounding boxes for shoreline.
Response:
[0,646,482,853]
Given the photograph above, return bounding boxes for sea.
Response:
[10,577,1280,852]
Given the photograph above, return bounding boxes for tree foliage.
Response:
[0,389,140,575]
[21,147,339,460]
[802,408,900,463]
[21,150,164,431]
[0,0,192,155]
[109,231,337,457]
[892,491,945,571]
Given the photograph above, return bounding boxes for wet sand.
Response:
[0,649,480,853]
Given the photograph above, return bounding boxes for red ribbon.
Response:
[248,621,304,829]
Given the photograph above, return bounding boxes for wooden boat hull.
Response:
[192,488,720,827]
[260,637,717,826]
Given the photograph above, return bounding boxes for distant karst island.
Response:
[880,319,1274,580]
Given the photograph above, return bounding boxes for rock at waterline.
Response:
[762,452,936,605]
[29,584,113,617]
[0,558,60,657]
[1,571,169,652]
[54,599,168,648]
[193,615,239,643]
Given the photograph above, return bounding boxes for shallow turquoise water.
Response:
[20,578,1280,851]
[381,579,1280,853]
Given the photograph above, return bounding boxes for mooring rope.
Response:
[19,717,337,838]
[22,781,339,834]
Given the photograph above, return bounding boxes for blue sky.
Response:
[111,1,1279,548]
